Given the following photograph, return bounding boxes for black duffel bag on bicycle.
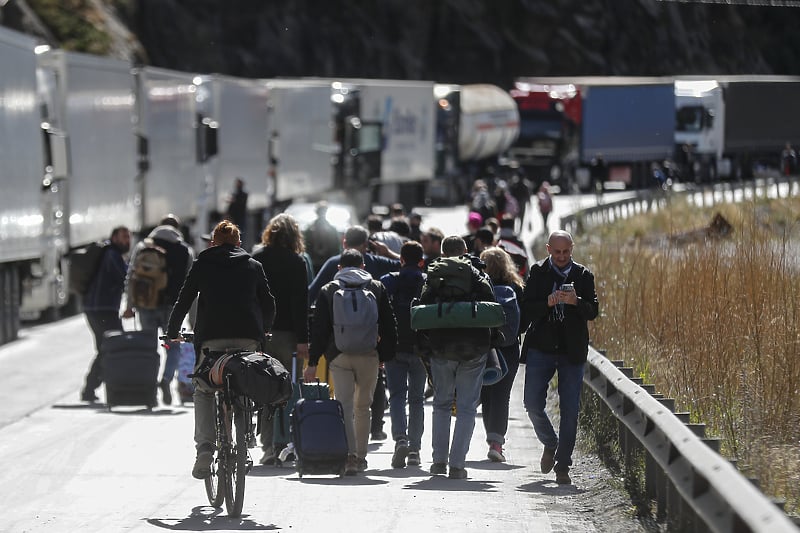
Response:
[199,350,292,407]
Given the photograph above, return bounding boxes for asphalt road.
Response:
[1,194,643,533]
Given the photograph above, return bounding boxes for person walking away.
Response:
[478,247,523,462]
[304,201,341,274]
[536,181,553,235]
[380,241,427,468]
[408,212,422,242]
[496,214,530,280]
[417,236,496,479]
[509,171,532,233]
[167,220,276,479]
[251,213,310,464]
[80,226,132,402]
[307,225,400,440]
[225,178,248,236]
[305,249,397,475]
[782,142,796,176]
[122,214,193,405]
[520,230,598,485]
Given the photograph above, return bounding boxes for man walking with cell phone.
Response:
[519,230,599,485]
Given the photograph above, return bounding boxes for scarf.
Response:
[549,256,573,322]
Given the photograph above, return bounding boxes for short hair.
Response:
[400,240,424,265]
[339,248,364,268]
[160,214,181,228]
[441,235,467,257]
[390,202,405,216]
[475,227,495,246]
[499,213,515,230]
[261,213,305,254]
[344,225,369,248]
[388,218,411,237]
[422,227,444,244]
[366,214,384,234]
[212,220,241,246]
[110,226,129,240]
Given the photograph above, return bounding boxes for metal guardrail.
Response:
[584,348,799,532]
[560,177,800,234]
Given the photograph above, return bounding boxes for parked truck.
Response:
[675,76,800,182]
[433,83,520,202]
[508,80,581,189]
[0,21,523,344]
[511,77,677,191]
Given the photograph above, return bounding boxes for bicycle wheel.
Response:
[224,407,248,517]
[204,452,224,508]
[205,394,225,508]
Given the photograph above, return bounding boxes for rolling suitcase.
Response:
[102,329,160,411]
[274,355,330,463]
[290,378,348,478]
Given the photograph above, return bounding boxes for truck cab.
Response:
[675,80,726,182]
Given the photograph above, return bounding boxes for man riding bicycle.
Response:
[167,220,276,479]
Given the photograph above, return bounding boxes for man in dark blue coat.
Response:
[80,226,131,402]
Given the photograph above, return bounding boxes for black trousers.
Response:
[83,310,123,392]
[370,366,387,433]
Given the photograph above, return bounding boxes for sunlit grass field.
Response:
[581,195,800,514]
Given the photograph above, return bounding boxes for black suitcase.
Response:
[290,384,348,478]
[102,329,160,410]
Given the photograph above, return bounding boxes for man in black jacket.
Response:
[304,249,397,475]
[520,230,599,485]
[167,220,275,480]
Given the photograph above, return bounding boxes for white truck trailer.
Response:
[0,26,43,341]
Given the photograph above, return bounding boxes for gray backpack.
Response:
[331,281,379,354]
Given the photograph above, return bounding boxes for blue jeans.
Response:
[138,306,180,383]
[480,344,520,445]
[384,351,427,451]
[430,353,487,469]
[523,349,585,470]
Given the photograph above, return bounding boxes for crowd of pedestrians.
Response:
[78,176,599,485]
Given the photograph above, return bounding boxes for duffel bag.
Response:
[410,300,505,330]
[209,351,292,406]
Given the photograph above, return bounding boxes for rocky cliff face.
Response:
[3,0,800,86]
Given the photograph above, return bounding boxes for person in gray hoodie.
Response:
[304,249,397,475]
[123,214,193,405]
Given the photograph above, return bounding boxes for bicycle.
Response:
[161,333,258,517]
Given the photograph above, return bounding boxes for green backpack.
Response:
[423,257,474,301]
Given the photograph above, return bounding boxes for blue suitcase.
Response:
[290,385,348,478]
[273,356,331,457]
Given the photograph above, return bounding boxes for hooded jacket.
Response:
[167,243,275,349]
[519,257,599,364]
[309,267,397,365]
[126,225,193,308]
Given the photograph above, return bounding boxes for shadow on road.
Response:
[146,506,279,530]
[517,479,586,495]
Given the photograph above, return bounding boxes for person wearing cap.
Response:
[123,214,194,405]
[462,211,483,253]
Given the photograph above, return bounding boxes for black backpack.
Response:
[385,270,425,351]
[68,241,109,295]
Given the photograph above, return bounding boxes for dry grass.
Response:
[581,195,800,514]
